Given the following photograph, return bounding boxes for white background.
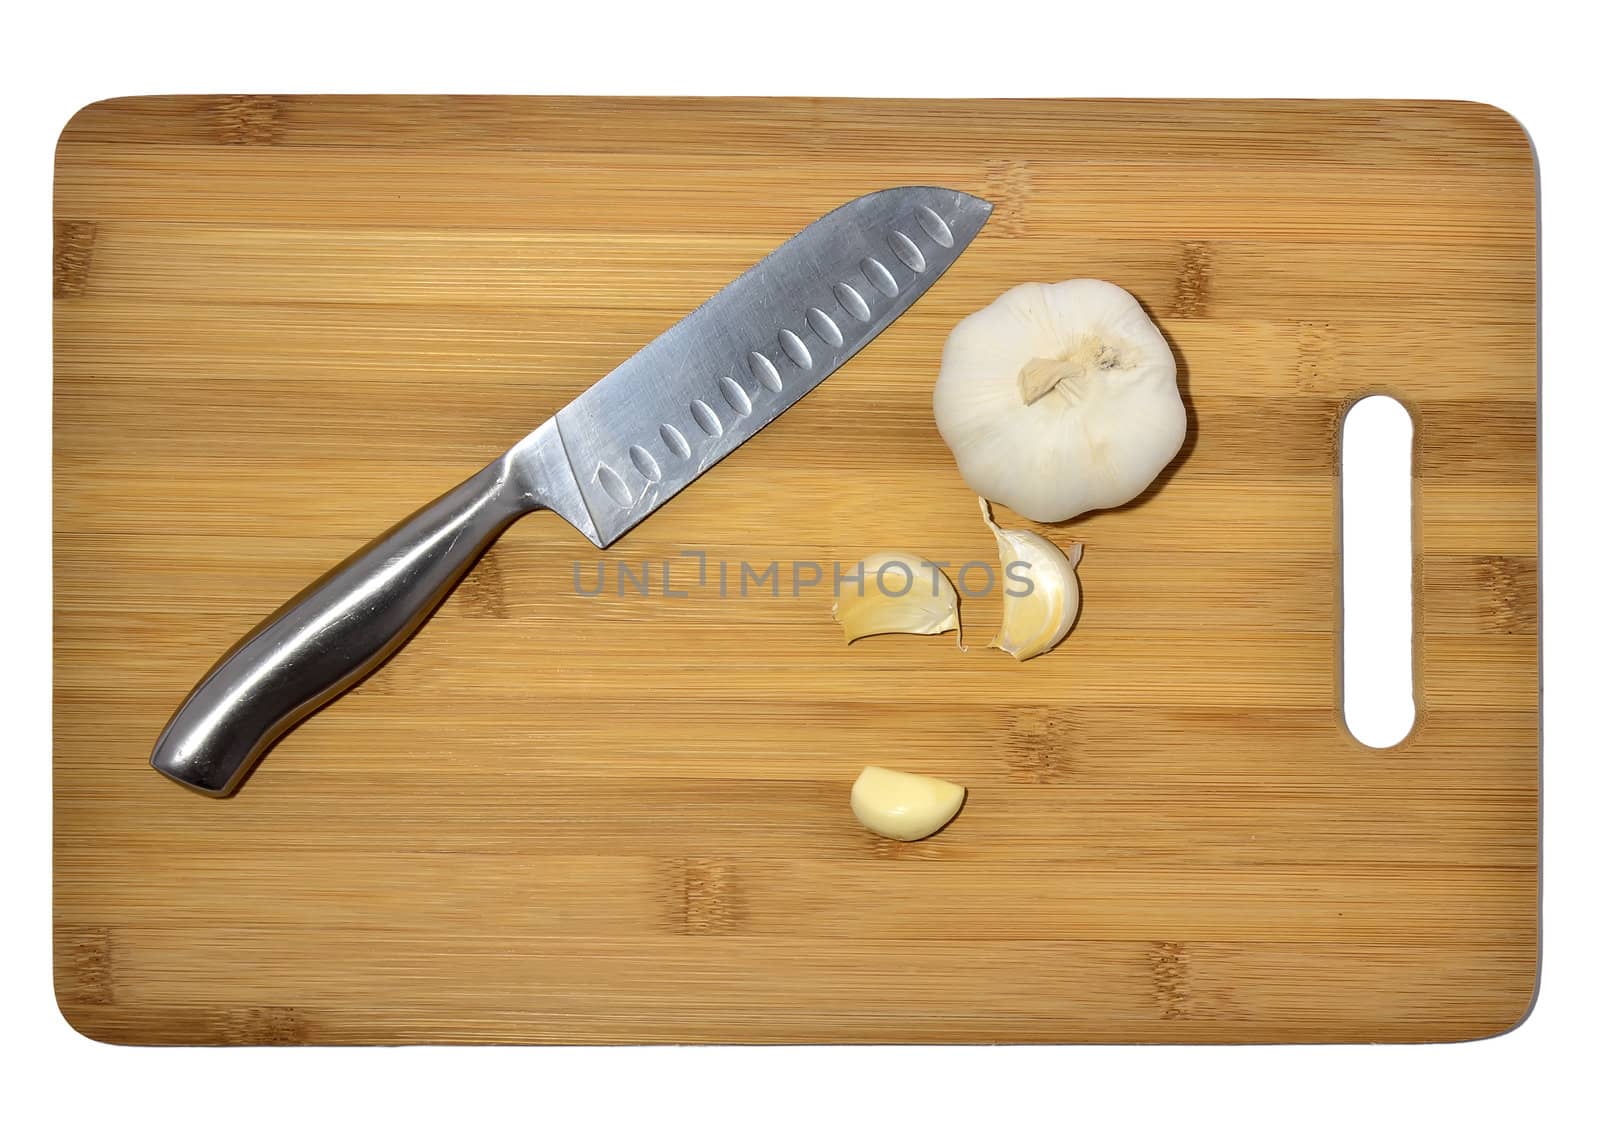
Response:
[1341,396,1416,748]
[8,2,1593,1143]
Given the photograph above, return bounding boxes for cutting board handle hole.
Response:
[1340,395,1416,748]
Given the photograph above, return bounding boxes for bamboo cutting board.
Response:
[53,97,1538,1044]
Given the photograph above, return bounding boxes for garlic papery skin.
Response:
[832,551,961,646]
[850,766,966,842]
[933,279,1186,523]
[982,498,1082,661]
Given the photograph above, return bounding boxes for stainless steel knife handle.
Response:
[150,456,535,796]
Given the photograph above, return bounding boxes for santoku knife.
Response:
[151,186,993,795]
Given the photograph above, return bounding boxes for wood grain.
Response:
[53,97,1538,1044]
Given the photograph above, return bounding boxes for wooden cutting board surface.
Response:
[53,97,1538,1044]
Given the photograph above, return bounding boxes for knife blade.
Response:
[150,186,992,796]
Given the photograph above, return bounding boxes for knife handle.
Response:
[150,458,532,796]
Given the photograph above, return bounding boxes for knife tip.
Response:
[931,185,994,217]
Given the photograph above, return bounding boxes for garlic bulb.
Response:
[982,498,1081,661]
[933,279,1186,523]
[832,551,961,645]
[850,766,966,841]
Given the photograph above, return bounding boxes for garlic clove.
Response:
[850,766,966,841]
[933,279,1187,523]
[832,551,961,646]
[982,498,1082,661]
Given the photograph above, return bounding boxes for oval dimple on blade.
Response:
[719,376,753,416]
[834,282,871,322]
[595,463,633,508]
[629,444,661,483]
[915,204,955,248]
[690,398,723,437]
[778,328,812,370]
[807,306,843,347]
[861,257,899,298]
[749,351,783,393]
[660,423,692,459]
[889,230,926,272]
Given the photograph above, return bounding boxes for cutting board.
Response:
[53,97,1538,1044]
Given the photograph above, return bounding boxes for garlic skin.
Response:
[850,766,966,842]
[832,551,961,646]
[982,498,1082,661]
[933,279,1186,523]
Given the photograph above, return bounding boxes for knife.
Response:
[150,186,993,796]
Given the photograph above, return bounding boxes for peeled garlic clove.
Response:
[982,498,1081,661]
[850,766,966,842]
[832,551,961,646]
[933,279,1187,523]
